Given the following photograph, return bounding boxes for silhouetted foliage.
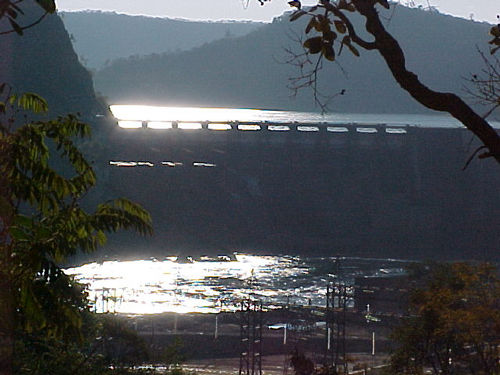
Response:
[280,0,500,164]
[0,84,152,374]
[290,348,315,375]
[388,263,500,375]
[1,2,152,366]
[489,19,500,54]
[14,313,152,375]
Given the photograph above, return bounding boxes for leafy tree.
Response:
[98,315,149,369]
[161,337,187,371]
[0,89,152,374]
[389,263,500,375]
[14,312,151,375]
[0,2,152,373]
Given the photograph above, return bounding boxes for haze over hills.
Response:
[60,11,263,70]
[94,6,495,115]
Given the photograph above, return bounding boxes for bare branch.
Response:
[464,48,500,119]
[352,0,500,164]
[283,29,345,113]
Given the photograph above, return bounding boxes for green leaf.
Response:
[96,230,107,246]
[14,214,33,228]
[10,227,28,241]
[17,92,49,113]
[35,0,56,13]
[77,227,87,238]
[8,94,17,105]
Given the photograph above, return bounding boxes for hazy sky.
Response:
[56,0,498,24]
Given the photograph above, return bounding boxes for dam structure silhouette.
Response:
[101,114,500,261]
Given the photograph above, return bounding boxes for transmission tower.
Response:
[325,282,348,374]
[239,299,263,375]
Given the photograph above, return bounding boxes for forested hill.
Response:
[0,2,101,117]
[94,6,494,115]
[60,11,263,70]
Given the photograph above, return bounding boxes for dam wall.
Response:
[101,124,499,261]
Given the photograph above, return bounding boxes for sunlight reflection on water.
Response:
[66,254,409,315]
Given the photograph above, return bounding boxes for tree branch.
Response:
[352,0,500,164]
[324,3,377,50]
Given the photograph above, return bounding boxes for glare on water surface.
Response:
[66,254,305,315]
[66,254,408,315]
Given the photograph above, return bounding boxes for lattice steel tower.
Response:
[325,282,348,374]
[239,299,263,375]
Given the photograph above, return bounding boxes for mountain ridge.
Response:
[93,5,495,115]
[60,11,263,70]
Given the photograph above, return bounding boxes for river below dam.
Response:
[66,254,410,315]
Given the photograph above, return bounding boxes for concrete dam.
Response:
[101,120,500,261]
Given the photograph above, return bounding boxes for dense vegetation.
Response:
[0,3,152,374]
[388,263,500,375]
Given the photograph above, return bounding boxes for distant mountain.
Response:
[94,6,495,115]
[60,11,263,70]
[0,3,101,117]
